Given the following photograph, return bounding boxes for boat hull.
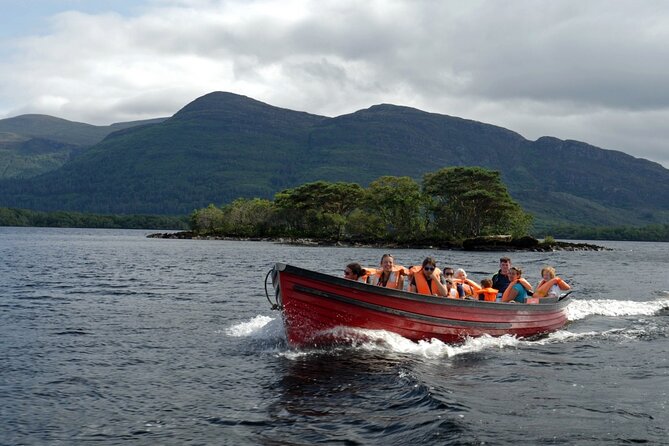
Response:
[271,263,570,347]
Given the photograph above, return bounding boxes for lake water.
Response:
[1,227,668,445]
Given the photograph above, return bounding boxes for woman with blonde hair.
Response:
[534,266,570,298]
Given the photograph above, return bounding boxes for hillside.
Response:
[0,114,167,179]
[0,91,667,226]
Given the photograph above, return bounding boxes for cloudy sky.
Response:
[1,0,668,167]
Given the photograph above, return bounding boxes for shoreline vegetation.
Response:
[2,166,667,245]
[169,167,651,250]
[0,207,188,230]
[146,231,608,251]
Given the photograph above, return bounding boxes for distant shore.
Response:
[147,232,608,251]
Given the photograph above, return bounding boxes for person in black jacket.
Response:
[492,256,512,295]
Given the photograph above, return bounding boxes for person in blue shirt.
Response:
[501,266,533,303]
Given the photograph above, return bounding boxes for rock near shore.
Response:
[461,235,607,251]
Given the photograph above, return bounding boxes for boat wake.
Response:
[226,296,669,358]
[223,315,287,350]
[316,328,524,359]
[224,315,279,338]
[567,296,669,321]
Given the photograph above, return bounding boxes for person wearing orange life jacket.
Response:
[443,278,459,298]
[344,262,372,283]
[453,268,482,297]
[439,266,459,298]
[409,257,449,297]
[501,267,534,303]
[534,266,570,298]
[369,253,406,289]
[476,278,498,302]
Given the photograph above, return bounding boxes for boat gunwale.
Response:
[275,262,571,313]
[292,284,517,329]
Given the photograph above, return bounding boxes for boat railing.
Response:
[265,267,283,311]
[558,290,574,301]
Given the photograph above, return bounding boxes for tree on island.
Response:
[189,166,534,243]
[274,181,365,240]
[423,167,532,238]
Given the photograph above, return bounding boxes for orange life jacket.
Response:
[534,277,570,297]
[370,265,406,289]
[453,278,481,296]
[357,267,376,284]
[501,278,533,302]
[476,287,499,302]
[413,270,442,296]
[407,265,442,277]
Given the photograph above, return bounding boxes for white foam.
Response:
[534,329,604,344]
[230,296,669,356]
[224,315,277,337]
[567,297,669,321]
[312,327,523,359]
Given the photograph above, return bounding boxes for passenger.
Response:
[439,266,459,297]
[453,268,481,297]
[501,267,534,303]
[369,253,406,289]
[534,266,571,298]
[444,278,459,299]
[476,278,498,302]
[409,257,449,297]
[344,262,370,283]
[492,256,512,296]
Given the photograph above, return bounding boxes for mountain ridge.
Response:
[0,91,667,226]
[0,113,168,179]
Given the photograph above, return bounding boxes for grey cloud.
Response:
[1,0,668,167]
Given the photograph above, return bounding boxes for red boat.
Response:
[268,263,571,347]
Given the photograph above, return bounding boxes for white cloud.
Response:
[0,0,668,166]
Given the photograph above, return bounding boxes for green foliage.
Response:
[274,181,365,239]
[190,204,226,235]
[1,92,667,231]
[222,198,277,237]
[543,235,556,244]
[0,207,188,229]
[364,176,427,240]
[423,167,533,237]
[534,223,669,242]
[344,209,386,240]
[0,115,166,179]
[190,168,535,243]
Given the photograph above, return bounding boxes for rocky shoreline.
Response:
[147,232,608,251]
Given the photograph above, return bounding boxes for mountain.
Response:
[0,92,667,226]
[0,114,167,179]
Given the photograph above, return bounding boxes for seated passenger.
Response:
[476,278,498,302]
[369,253,406,289]
[344,262,370,283]
[492,257,512,296]
[444,278,459,299]
[409,257,448,297]
[501,267,534,303]
[453,268,482,297]
[534,266,570,298]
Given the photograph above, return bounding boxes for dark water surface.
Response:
[1,228,668,445]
